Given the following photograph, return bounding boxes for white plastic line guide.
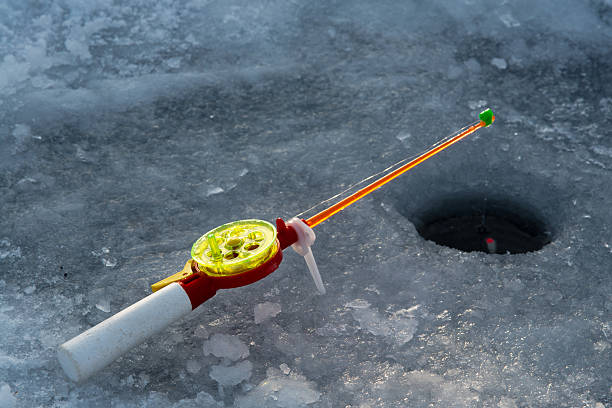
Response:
[287,217,326,294]
[57,282,192,382]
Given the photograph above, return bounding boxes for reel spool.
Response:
[191,219,279,276]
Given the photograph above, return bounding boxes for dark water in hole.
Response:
[419,214,550,254]
[415,198,551,254]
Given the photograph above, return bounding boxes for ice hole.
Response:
[413,197,552,254]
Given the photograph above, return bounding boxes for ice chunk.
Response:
[254,302,281,324]
[600,97,612,114]
[91,247,117,267]
[0,239,21,259]
[593,341,610,352]
[95,299,111,313]
[166,57,182,69]
[0,55,30,95]
[0,355,23,369]
[194,324,209,339]
[186,359,202,374]
[468,100,488,110]
[592,145,612,158]
[206,186,224,196]
[234,368,320,408]
[75,146,94,163]
[139,373,150,387]
[447,65,464,79]
[491,57,508,70]
[91,247,110,256]
[503,278,525,292]
[464,58,481,73]
[177,391,223,407]
[170,391,223,407]
[0,383,16,408]
[101,256,117,267]
[347,300,392,336]
[24,285,36,295]
[209,360,253,386]
[279,363,291,375]
[499,13,521,27]
[352,364,479,407]
[90,288,111,313]
[202,333,249,361]
[12,124,32,151]
[498,397,518,408]
[395,132,411,143]
[346,300,418,346]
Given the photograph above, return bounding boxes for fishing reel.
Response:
[150,218,324,309]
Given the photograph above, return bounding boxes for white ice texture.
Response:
[1,0,612,406]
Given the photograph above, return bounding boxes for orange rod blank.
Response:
[305,116,494,228]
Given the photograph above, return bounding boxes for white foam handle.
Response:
[57,282,192,382]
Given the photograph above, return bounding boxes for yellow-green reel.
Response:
[191,219,279,276]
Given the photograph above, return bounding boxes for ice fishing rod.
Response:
[57,109,495,382]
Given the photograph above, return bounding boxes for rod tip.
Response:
[479,108,494,126]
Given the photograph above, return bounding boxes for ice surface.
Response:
[254,302,281,324]
[1,0,611,406]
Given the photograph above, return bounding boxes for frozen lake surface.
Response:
[1,0,611,406]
